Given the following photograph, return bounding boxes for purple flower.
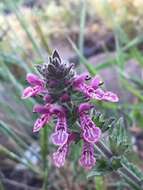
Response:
[50,106,69,146]
[52,143,69,168]
[27,73,44,86]
[102,91,119,102]
[79,141,96,170]
[52,132,77,167]
[43,94,53,103]
[79,103,101,143]
[22,51,120,170]
[73,74,119,103]
[91,75,102,90]
[73,73,91,88]
[33,103,69,145]
[33,104,51,114]
[22,73,45,99]
[33,104,52,132]
[33,114,51,132]
[60,93,70,102]
[88,88,119,102]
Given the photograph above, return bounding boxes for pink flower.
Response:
[22,73,45,99]
[79,141,96,170]
[43,94,53,103]
[33,104,52,132]
[33,114,51,132]
[73,73,91,88]
[88,89,119,102]
[26,73,44,86]
[33,104,69,145]
[90,75,102,90]
[52,132,77,167]
[73,74,119,103]
[102,91,119,102]
[52,143,69,168]
[79,103,101,143]
[33,104,51,114]
[50,105,69,146]
[22,51,120,170]
[60,93,70,102]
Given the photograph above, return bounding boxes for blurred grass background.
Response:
[0,0,143,190]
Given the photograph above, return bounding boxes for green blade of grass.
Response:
[1,61,37,108]
[68,37,97,75]
[78,0,87,57]
[0,144,42,176]
[0,121,40,160]
[0,52,31,73]
[33,19,51,54]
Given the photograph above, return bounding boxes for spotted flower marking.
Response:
[52,143,69,168]
[78,103,101,143]
[50,106,69,146]
[73,74,119,102]
[79,141,96,170]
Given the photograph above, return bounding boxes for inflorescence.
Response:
[22,50,119,170]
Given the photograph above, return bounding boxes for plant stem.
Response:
[42,163,49,190]
[95,141,142,190]
[40,126,49,190]
[0,180,4,190]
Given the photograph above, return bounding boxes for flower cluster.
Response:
[22,50,119,170]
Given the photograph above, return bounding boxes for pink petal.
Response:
[52,145,68,168]
[79,152,96,170]
[22,86,43,99]
[33,104,51,114]
[103,91,119,102]
[51,129,69,146]
[78,103,93,114]
[79,142,96,170]
[33,115,50,132]
[26,73,44,86]
[50,105,65,117]
[91,88,105,100]
[22,86,34,99]
[83,127,101,143]
[60,93,70,102]
[90,76,102,90]
[43,94,52,103]
[73,73,90,88]
[53,152,65,168]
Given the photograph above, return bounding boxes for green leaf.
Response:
[93,111,115,132]
[121,157,143,180]
[95,176,106,190]
[109,118,130,155]
[87,157,112,178]
[110,156,122,170]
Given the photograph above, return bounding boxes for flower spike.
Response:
[22,50,119,169]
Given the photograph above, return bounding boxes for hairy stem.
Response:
[95,141,142,190]
[40,126,49,190]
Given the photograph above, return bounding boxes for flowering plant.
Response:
[22,50,143,189]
